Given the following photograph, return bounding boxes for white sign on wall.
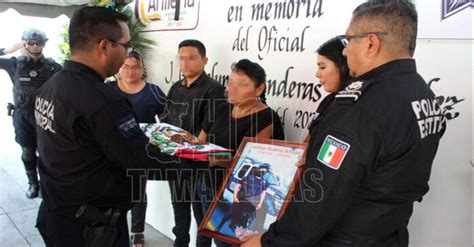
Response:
[416,0,473,39]
[135,0,200,31]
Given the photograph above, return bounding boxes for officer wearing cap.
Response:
[242,1,446,246]
[0,28,61,199]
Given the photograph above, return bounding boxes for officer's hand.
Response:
[256,202,263,210]
[240,232,263,247]
[233,196,239,204]
[3,42,24,54]
[295,157,306,167]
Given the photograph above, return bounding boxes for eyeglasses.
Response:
[26,41,43,47]
[107,38,133,54]
[338,32,387,47]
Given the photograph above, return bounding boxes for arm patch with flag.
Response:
[317,135,350,170]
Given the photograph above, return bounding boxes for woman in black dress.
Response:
[197,59,284,246]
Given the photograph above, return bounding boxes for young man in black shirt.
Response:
[161,39,225,247]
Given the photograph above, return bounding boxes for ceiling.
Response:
[0,0,89,18]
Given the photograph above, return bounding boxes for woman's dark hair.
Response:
[231,59,267,104]
[125,50,148,80]
[317,37,352,89]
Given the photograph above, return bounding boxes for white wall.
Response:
[137,0,473,246]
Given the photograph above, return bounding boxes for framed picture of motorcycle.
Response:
[198,137,307,245]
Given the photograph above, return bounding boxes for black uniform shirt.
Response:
[35,60,183,212]
[0,53,61,111]
[160,72,225,135]
[262,59,446,246]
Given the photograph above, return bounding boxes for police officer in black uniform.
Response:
[241,1,446,246]
[0,28,61,199]
[34,7,191,247]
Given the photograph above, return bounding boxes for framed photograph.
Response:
[198,137,307,245]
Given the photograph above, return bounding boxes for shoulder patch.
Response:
[317,135,350,170]
[335,80,371,102]
[116,114,140,138]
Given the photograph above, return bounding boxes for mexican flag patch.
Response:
[317,135,350,170]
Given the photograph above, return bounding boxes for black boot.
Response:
[25,170,40,199]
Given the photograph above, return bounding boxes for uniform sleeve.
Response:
[261,108,384,246]
[89,97,192,179]
[0,56,17,82]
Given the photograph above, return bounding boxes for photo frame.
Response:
[198,137,307,245]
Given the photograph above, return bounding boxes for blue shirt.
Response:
[106,81,167,123]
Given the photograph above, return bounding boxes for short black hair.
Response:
[178,39,206,57]
[69,6,129,52]
[231,59,268,104]
[352,0,418,56]
[317,37,352,89]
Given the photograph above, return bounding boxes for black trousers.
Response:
[36,201,130,247]
[168,178,211,247]
[131,188,147,233]
[12,111,38,171]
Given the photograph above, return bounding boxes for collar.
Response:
[335,59,416,103]
[63,60,104,83]
[180,71,209,88]
[356,59,417,82]
[22,54,45,63]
